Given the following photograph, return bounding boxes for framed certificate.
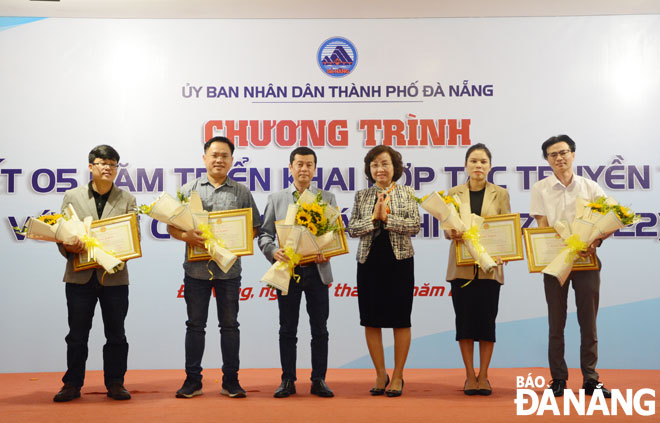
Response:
[74,213,142,271]
[187,208,254,261]
[456,213,524,266]
[523,227,599,272]
[275,218,349,265]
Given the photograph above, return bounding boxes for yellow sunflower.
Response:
[37,213,63,225]
[620,207,632,218]
[296,211,311,225]
[311,203,323,215]
[307,223,318,235]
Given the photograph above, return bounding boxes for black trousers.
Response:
[62,273,129,388]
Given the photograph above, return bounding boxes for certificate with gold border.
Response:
[523,227,598,273]
[275,218,349,265]
[74,213,142,271]
[456,213,524,266]
[187,208,254,261]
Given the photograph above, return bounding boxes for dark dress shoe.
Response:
[463,380,479,396]
[274,380,296,398]
[53,384,81,402]
[478,380,492,396]
[370,374,390,396]
[107,383,131,400]
[385,379,404,397]
[548,379,566,397]
[583,380,612,398]
[311,379,334,397]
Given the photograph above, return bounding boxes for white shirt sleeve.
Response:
[590,180,606,200]
[529,182,546,218]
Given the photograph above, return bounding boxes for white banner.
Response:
[1,16,659,373]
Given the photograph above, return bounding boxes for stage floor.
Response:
[1,368,657,422]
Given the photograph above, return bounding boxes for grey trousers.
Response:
[543,268,600,383]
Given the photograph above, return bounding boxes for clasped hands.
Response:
[372,192,390,222]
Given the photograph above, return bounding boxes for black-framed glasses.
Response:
[92,162,118,169]
[547,150,571,160]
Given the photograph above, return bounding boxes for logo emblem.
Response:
[317,37,358,77]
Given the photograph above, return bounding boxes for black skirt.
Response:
[450,277,501,342]
[357,231,414,328]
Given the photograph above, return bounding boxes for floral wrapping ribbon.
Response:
[79,233,119,285]
[275,246,303,284]
[459,225,487,288]
[198,223,227,280]
[562,234,588,264]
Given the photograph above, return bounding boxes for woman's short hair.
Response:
[363,145,404,184]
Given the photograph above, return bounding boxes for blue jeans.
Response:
[183,275,241,384]
[63,273,129,389]
[277,265,329,382]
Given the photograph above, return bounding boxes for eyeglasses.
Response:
[547,150,571,160]
[370,162,392,170]
[92,162,118,169]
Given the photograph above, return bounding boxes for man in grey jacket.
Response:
[258,147,336,398]
[54,145,137,402]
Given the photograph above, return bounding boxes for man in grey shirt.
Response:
[258,147,336,398]
[168,136,261,399]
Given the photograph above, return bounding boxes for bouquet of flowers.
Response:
[414,190,496,272]
[542,196,640,285]
[581,196,639,235]
[21,205,124,274]
[139,191,237,273]
[260,190,341,295]
[19,211,67,243]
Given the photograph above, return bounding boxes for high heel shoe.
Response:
[385,379,404,397]
[369,374,390,396]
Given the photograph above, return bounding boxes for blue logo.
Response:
[317,37,358,77]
